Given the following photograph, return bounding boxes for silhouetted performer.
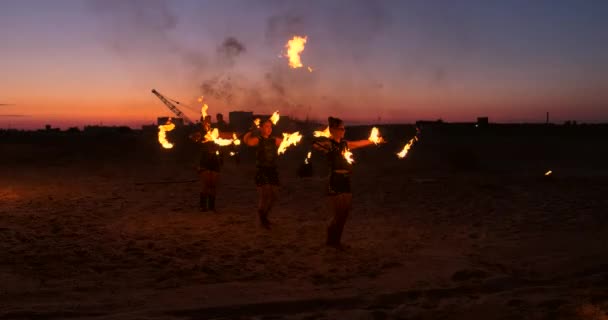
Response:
[313,117,384,249]
[243,119,284,229]
[191,118,221,212]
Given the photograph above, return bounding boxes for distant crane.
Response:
[151,89,194,124]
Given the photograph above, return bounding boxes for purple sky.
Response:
[1,0,607,129]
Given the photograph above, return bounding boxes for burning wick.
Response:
[545,170,553,176]
[313,126,331,138]
[343,148,354,164]
[284,36,307,69]
[230,152,236,156]
[368,127,384,144]
[278,132,302,155]
[253,118,260,128]
[158,119,176,149]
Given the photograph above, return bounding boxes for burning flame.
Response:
[204,128,234,146]
[284,36,307,68]
[545,170,552,176]
[343,148,354,164]
[198,96,208,119]
[278,132,302,155]
[158,119,175,149]
[304,151,312,164]
[254,118,260,128]
[232,133,241,146]
[397,137,416,159]
[270,111,280,125]
[307,66,313,72]
[230,151,236,156]
[313,126,331,138]
[368,127,384,144]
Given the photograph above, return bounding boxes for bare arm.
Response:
[243,131,260,147]
[347,139,376,150]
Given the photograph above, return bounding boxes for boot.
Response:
[258,209,271,229]
[199,193,208,212]
[208,195,216,212]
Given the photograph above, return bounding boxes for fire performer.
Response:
[192,118,221,212]
[243,119,282,229]
[313,117,384,249]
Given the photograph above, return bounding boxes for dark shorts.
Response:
[328,172,352,195]
[200,155,221,172]
[255,166,280,186]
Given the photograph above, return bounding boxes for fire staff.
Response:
[313,117,384,249]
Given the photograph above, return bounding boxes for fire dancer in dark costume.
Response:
[191,118,221,212]
[313,117,383,249]
[243,119,283,229]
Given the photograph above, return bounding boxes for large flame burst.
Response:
[278,132,302,155]
[313,126,331,138]
[158,119,176,149]
[284,36,307,69]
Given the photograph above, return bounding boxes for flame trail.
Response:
[545,170,553,176]
[253,118,261,128]
[278,132,302,155]
[158,119,176,149]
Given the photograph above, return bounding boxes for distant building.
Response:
[229,111,253,132]
[477,117,489,127]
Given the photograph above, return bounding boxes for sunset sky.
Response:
[1,0,607,129]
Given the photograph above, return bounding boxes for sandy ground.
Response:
[1,127,608,319]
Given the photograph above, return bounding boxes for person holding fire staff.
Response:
[243,118,283,229]
[190,117,221,212]
[313,117,384,249]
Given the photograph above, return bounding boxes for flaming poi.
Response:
[397,137,417,159]
[270,111,280,125]
[284,36,307,69]
[158,119,176,149]
[278,132,303,155]
[198,96,208,119]
[313,126,331,138]
[304,151,312,164]
[368,127,384,144]
[343,148,354,164]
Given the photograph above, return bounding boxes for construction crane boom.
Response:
[151,89,194,124]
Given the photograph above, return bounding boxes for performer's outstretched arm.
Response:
[347,139,376,150]
[243,130,260,147]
